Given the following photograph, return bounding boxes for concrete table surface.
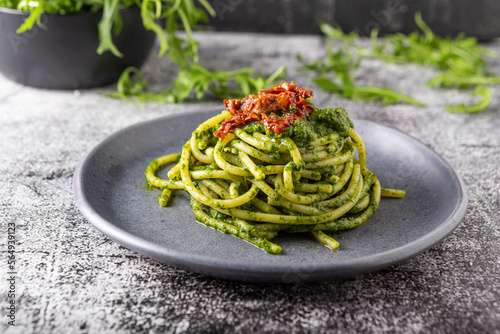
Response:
[1,32,499,333]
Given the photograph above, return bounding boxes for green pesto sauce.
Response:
[241,121,293,139]
[309,107,354,136]
[240,107,353,148]
[239,202,254,211]
[193,163,219,171]
[209,208,232,222]
[290,119,317,147]
[242,122,266,134]
[291,107,353,147]
[291,108,354,147]
[317,166,337,179]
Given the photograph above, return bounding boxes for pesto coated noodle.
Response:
[145,82,405,254]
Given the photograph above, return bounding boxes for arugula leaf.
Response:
[446,85,491,113]
[16,1,45,33]
[314,12,498,113]
[97,0,123,57]
[298,44,361,78]
[107,66,149,104]
[313,77,424,107]
[140,0,168,57]
[298,27,424,107]
[319,21,358,41]
[110,64,287,103]
[367,12,496,77]
[427,72,500,88]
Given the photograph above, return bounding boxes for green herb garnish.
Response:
[109,64,286,103]
[310,12,498,113]
[2,0,285,102]
[297,22,424,107]
[445,85,491,113]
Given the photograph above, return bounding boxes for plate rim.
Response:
[73,108,468,283]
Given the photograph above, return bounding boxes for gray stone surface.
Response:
[1,32,499,333]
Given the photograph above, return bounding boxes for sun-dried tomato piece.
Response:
[216,81,315,138]
[260,81,313,99]
[260,112,302,134]
[214,112,260,138]
[223,81,314,116]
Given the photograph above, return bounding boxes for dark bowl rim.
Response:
[0,4,138,17]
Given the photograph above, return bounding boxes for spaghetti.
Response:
[145,82,404,254]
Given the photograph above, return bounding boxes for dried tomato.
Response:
[214,112,260,138]
[216,81,314,138]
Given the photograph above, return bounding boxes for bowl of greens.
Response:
[0,1,157,90]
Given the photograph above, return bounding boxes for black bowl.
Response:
[0,6,156,90]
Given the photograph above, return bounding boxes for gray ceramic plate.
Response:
[73,108,468,283]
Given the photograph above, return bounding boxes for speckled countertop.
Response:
[1,32,499,333]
